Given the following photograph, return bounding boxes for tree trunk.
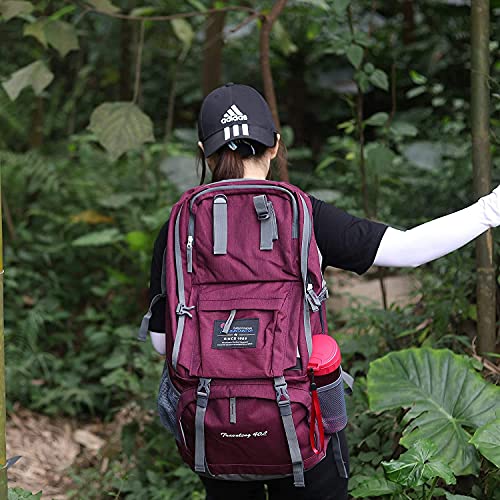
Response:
[259,0,288,181]
[0,174,8,499]
[471,0,496,354]
[203,4,226,96]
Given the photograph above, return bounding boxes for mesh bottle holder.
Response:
[316,369,348,434]
[158,364,180,439]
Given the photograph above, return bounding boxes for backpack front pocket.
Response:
[189,283,295,379]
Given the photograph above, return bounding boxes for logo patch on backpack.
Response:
[212,319,259,349]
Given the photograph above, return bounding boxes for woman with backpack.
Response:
[143,83,500,500]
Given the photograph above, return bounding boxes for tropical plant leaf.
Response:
[2,61,54,101]
[444,495,477,500]
[350,476,401,497]
[44,20,79,57]
[367,348,499,475]
[88,102,154,160]
[0,1,33,20]
[382,439,456,487]
[469,418,500,468]
[72,228,122,247]
[86,0,120,14]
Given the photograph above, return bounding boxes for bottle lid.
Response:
[307,335,341,376]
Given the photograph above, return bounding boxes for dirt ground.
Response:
[6,271,417,499]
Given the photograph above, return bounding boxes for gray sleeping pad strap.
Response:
[253,195,278,251]
[341,369,354,395]
[213,195,228,255]
[273,376,305,487]
[137,293,165,341]
[298,194,313,357]
[194,377,212,472]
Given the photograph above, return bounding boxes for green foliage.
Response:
[88,103,155,161]
[382,439,456,488]
[8,488,42,500]
[2,61,54,101]
[470,418,500,468]
[368,348,499,476]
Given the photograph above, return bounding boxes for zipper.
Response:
[186,235,193,273]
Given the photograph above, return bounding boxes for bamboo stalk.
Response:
[471,0,496,354]
[0,170,8,497]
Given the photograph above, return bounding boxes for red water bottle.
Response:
[307,335,342,454]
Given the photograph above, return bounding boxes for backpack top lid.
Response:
[307,335,341,376]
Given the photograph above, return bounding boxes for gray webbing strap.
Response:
[273,377,305,488]
[194,378,211,472]
[213,195,228,255]
[172,207,195,371]
[332,433,349,478]
[222,309,237,334]
[137,293,165,341]
[299,195,313,357]
[230,397,237,424]
[254,195,278,251]
[342,369,354,395]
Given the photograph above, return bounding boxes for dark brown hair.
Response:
[197,138,287,184]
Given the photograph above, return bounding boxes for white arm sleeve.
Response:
[150,331,166,355]
[374,186,500,268]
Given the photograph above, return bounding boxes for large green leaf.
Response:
[350,476,401,497]
[2,61,54,101]
[0,1,33,20]
[23,19,48,46]
[382,439,456,487]
[469,418,500,468]
[346,44,363,69]
[367,348,499,475]
[88,102,154,160]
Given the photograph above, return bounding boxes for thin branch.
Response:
[84,4,256,23]
[1,194,16,242]
[133,20,145,104]
[259,0,288,181]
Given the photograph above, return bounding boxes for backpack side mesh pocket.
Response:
[317,371,348,434]
[158,364,180,438]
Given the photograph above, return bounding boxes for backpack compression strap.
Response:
[274,376,305,487]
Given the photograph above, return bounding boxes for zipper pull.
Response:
[187,235,194,273]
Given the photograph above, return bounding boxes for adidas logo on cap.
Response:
[221,104,248,124]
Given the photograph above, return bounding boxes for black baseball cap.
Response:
[198,83,278,157]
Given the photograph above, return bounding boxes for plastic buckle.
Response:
[275,384,290,406]
[176,303,195,318]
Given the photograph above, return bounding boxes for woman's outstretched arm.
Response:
[373,186,500,268]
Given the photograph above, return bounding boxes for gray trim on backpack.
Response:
[253,195,279,251]
[172,206,195,371]
[274,376,305,488]
[298,194,313,357]
[229,397,237,424]
[222,309,237,334]
[213,195,228,255]
[194,378,212,473]
[137,293,165,341]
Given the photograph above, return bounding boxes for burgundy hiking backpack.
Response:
[138,179,350,486]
